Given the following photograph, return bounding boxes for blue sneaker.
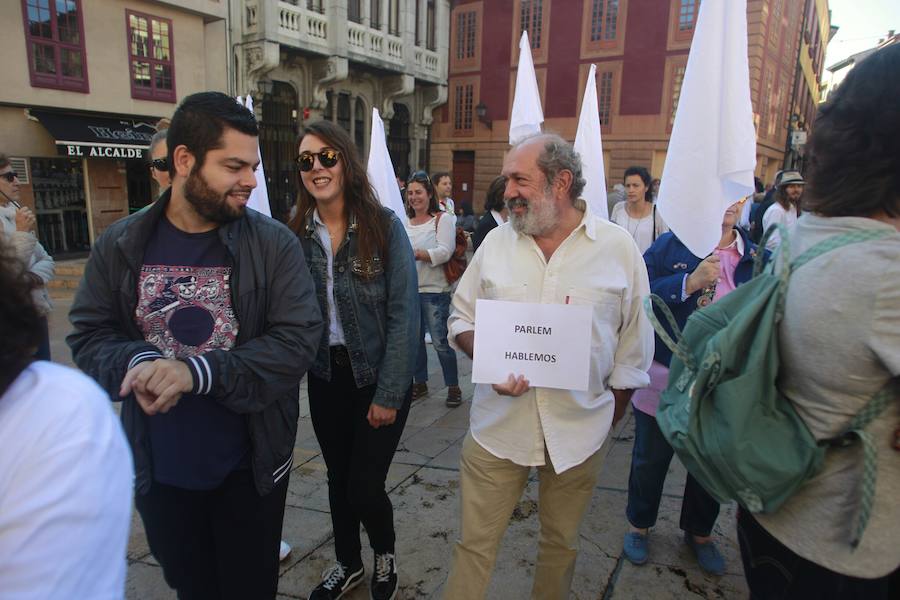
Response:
[684,532,726,576]
[622,531,649,565]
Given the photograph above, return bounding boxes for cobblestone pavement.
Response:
[48,286,748,599]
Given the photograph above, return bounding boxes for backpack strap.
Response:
[833,381,897,547]
[642,295,697,375]
[790,229,891,271]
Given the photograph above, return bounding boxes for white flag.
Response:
[509,31,544,145]
[237,95,272,217]
[656,0,756,257]
[367,108,408,225]
[574,64,609,220]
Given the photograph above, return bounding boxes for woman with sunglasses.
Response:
[404,171,462,408]
[289,121,418,600]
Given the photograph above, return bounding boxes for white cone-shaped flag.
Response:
[367,108,408,225]
[656,0,756,257]
[509,31,544,145]
[574,64,609,219]
[237,95,272,217]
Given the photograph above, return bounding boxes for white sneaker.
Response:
[424,332,432,344]
[279,540,292,561]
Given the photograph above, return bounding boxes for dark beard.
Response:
[183,166,245,224]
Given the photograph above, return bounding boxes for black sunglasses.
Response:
[407,170,431,185]
[150,158,168,171]
[297,149,341,172]
[0,171,18,182]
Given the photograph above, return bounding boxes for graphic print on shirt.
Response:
[135,265,238,357]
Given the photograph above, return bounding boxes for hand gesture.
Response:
[492,373,530,397]
[15,207,36,232]
[120,359,194,416]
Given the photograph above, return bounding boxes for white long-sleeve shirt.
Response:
[0,361,133,599]
[405,211,457,293]
[448,207,654,473]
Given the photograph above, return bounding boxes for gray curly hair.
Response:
[516,133,586,202]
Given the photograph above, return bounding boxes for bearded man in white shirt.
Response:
[444,134,654,599]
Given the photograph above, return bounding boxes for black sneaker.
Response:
[370,553,398,600]
[308,562,365,600]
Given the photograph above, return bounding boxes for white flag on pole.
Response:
[237,94,272,217]
[509,31,544,145]
[367,108,408,225]
[656,0,756,257]
[574,64,609,219]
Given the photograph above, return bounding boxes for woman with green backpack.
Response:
[737,43,900,599]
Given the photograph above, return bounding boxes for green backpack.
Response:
[644,225,893,546]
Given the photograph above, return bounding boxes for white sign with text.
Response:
[471,299,593,391]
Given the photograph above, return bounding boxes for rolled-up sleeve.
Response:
[609,249,654,389]
[428,212,457,266]
[447,244,481,351]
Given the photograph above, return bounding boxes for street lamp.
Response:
[257,78,274,97]
[475,102,492,129]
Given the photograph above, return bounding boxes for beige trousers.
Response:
[443,433,605,600]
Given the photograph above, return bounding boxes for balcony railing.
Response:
[254,1,445,81]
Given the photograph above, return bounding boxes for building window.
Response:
[456,11,477,60]
[370,0,380,29]
[354,98,366,154]
[426,0,436,50]
[23,0,88,92]
[388,0,400,36]
[598,70,613,127]
[678,0,700,32]
[127,11,175,102]
[520,0,543,49]
[307,0,324,14]
[453,84,474,133]
[337,94,351,134]
[669,65,686,128]
[591,0,619,42]
[348,0,361,24]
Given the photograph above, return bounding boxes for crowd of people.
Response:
[0,44,897,600]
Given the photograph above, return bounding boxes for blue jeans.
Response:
[414,292,458,387]
[626,406,720,536]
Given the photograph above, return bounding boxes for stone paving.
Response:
[48,281,749,599]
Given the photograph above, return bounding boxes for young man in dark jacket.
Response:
[67,91,323,600]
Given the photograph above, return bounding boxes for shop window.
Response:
[22,0,89,92]
[127,11,176,102]
[30,157,89,255]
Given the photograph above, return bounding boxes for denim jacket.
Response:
[298,206,419,409]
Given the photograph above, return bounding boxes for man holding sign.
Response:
[444,134,653,599]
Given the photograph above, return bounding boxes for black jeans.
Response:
[308,345,411,569]
[625,407,720,536]
[738,508,900,600]
[135,468,288,600]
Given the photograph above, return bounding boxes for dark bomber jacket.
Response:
[67,193,323,496]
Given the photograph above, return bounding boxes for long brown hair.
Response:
[288,121,388,262]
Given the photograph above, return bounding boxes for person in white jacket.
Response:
[0,153,54,359]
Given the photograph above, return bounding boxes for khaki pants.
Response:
[443,433,605,600]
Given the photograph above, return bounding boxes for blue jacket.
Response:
[643,228,762,366]
[298,207,419,409]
